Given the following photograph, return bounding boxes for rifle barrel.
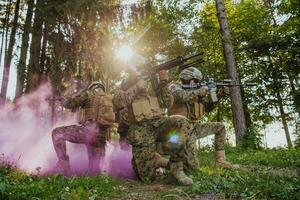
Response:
[179,59,204,71]
[182,52,204,62]
[151,52,204,73]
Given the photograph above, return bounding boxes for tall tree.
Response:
[0,0,13,68]
[0,0,20,105]
[215,0,247,145]
[15,0,34,99]
[26,0,44,92]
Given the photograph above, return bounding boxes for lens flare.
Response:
[116,45,134,62]
[169,133,180,144]
[161,129,184,151]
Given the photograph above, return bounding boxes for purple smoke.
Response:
[0,83,135,179]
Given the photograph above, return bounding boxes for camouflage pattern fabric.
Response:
[113,76,193,183]
[126,115,191,182]
[181,132,200,171]
[169,82,228,171]
[181,122,226,171]
[192,122,226,151]
[52,88,110,173]
[52,121,108,173]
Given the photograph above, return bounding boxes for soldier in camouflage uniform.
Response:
[52,82,115,175]
[169,67,239,171]
[113,70,194,186]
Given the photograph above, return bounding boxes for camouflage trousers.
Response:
[52,121,109,173]
[126,115,191,182]
[184,122,226,171]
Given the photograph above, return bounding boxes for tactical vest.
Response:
[169,101,204,121]
[79,91,115,127]
[131,92,165,122]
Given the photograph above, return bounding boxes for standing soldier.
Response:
[169,67,239,171]
[52,82,115,175]
[113,70,194,186]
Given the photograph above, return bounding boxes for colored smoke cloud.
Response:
[0,83,135,179]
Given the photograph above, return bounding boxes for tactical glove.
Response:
[158,70,169,82]
[195,86,208,97]
[222,86,230,95]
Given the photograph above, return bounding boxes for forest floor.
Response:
[1,147,299,200]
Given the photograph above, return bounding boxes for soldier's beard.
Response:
[0,82,135,179]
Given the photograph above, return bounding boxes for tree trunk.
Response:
[0,0,20,105]
[40,20,49,75]
[286,73,300,117]
[241,87,252,129]
[3,0,13,61]
[215,0,247,146]
[15,0,34,99]
[0,0,13,67]
[276,90,293,148]
[26,0,44,93]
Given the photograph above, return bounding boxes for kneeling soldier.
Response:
[52,82,115,175]
[169,67,239,171]
[113,70,194,186]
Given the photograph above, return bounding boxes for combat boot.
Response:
[170,162,193,186]
[215,150,239,170]
[154,152,169,168]
[54,159,71,175]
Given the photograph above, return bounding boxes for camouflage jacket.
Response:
[168,83,217,121]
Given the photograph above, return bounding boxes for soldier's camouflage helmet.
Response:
[88,82,105,92]
[179,67,202,81]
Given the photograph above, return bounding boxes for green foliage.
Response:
[188,148,300,200]
[1,148,300,199]
[240,124,264,149]
[226,147,300,168]
[187,167,299,200]
[0,165,124,200]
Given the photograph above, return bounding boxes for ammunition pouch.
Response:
[194,102,204,119]
[169,102,204,120]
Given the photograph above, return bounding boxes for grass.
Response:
[1,147,300,200]
[0,165,124,200]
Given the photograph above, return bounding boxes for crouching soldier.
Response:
[169,67,239,171]
[52,82,115,175]
[113,70,194,186]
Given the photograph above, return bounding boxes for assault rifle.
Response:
[121,52,204,90]
[140,52,204,74]
[182,78,256,102]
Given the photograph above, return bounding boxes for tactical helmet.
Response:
[179,67,202,81]
[88,82,105,92]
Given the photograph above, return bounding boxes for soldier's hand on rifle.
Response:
[158,70,169,82]
[195,86,208,97]
[216,86,230,100]
[223,86,230,95]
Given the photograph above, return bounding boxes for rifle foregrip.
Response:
[210,91,218,102]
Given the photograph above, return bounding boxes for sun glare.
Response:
[116,45,134,62]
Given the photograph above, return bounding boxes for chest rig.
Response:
[169,100,204,121]
[79,91,115,127]
[131,83,165,122]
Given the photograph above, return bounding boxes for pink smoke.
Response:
[0,83,135,179]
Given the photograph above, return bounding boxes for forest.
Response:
[0,0,299,199]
